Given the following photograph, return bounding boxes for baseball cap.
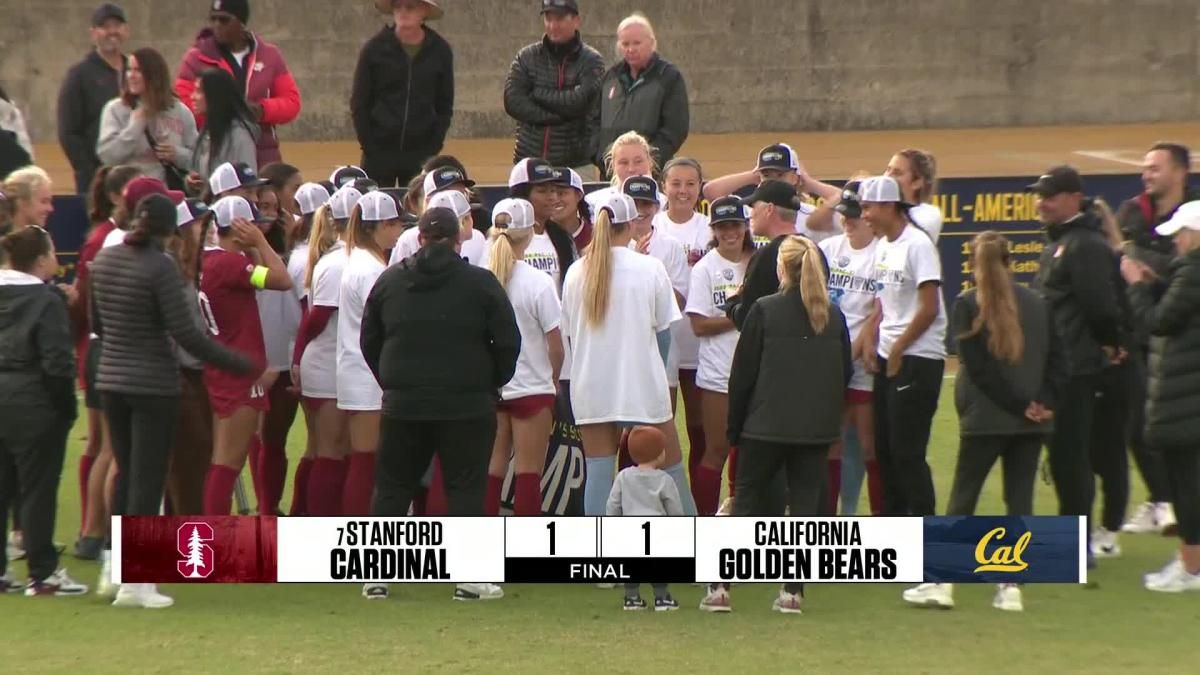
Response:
[709,196,748,225]
[423,166,475,196]
[295,182,331,216]
[597,193,638,225]
[176,198,211,228]
[92,2,126,25]
[123,176,184,213]
[1026,166,1085,197]
[834,181,864,219]
[209,162,268,196]
[426,190,471,219]
[492,198,536,231]
[357,191,401,222]
[374,0,443,20]
[329,165,368,189]
[1155,201,1200,237]
[557,167,584,194]
[622,176,660,203]
[857,176,910,206]
[508,158,561,189]
[755,143,800,173]
[418,208,460,241]
[328,185,365,221]
[541,0,579,15]
[212,195,265,229]
[210,0,249,24]
[740,180,804,210]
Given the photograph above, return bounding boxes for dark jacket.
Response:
[57,51,124,194]
[1127,250,1200,450]
[1116,188,1200,280]
[727,291,852,446]
[503,32,605,167]
[725,234,829,330]
[0,272,76,419]
[351,26,454,160]
[953,283,1066,437]
[90,240,255,397]
[591,54,689,170]
[361,244,520,421]
[1032,209,1121,377]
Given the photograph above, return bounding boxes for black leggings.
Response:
[1162,447,1200,546]
[102,392,180,516]
[946,435,1042,517]
[874,356,944,516]
[1091,365,1130,532]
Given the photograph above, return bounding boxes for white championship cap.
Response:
[426,190,471,219]
[857,176,907,205]
[491,198,535,231]
[295,182,331,216]
[208,161,267,197]
[597,193,638,224]
[1156,200,1200,237]
[508,157,561,189]
[329,185,364,221]
[357,190,400,222]
[211,195,261,229]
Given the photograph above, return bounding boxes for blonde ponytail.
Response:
[303,204,336,291]
[582,208,623,326]
[962,231,1024,363]
[778,235,831,333]
[487,216,534,289]
[345,205,387,264]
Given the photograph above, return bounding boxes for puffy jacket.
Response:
[1116,188,1200,281]
[1033,209,1121,377]
[503,32,605,167]
[175,29,302,168]
[360,244,519,421]
[0,271,76,419]
[57,51,125,194]
[1127,250,1200,450]
[351,26,454,159]
[591,54,689,170]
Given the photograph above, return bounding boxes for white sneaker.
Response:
[1091,528,1121,558]
[0,571,22,594]
[112,583,174,609]
[771,589,803,615]
[992,584,1023,612]
[96,550,116,598]
[1144,556,1184,588]
[25,569,89,596]
[902,583,954,608]
[1122,502,1159,534]
[1145,561,1200,593]
[1155,502,1178,535]
[453,583,503,601]
[362,583,389,600]
[699,586,732,613]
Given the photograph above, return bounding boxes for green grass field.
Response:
[2,379,1194,674]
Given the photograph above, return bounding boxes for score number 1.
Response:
[547,521,652,555]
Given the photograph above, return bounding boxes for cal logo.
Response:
[973,527,1030,573]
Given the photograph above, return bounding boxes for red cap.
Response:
[123,177,185,213]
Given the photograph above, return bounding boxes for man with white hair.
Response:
[590,13,689,175]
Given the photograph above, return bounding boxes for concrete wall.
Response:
[3,0,1198,145]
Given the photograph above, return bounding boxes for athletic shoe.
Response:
[0,572,22,594]
[362,583,389,600]
[699,586,732,613]
[771,589,803,615]
[73,536,103,561]
[1145,562,1200,593]
[1156,502,1178,536]
[654,595,679,612]
[992,584,1023,612]
[1090,528,1121,558]
[453,583,503,601]
[1144,556,1184,588]
[6,532,25,561]
[96,550,116,598]
[623,595,647,611]
[716,498,734,516]
[112,583,174,609]
[1122,502,1174,534]
[902,583,954,608]
[25,569,89,597]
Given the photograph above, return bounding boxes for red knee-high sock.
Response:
[693,464,723,516]
[307,458,346,516]
[289,457,314,516]
[426,458,448,516]
[865,460,884,516]
[727,447,739,497]
[341,452,377,515]
[258,443,288,515]
[514,473,543,516]
[826,459,842,516]
[410,487,428,516]
[202,465,240,515]
[484,474,504,517]
[79,455,95,532]
[686,425,706,483]
[617,429,634,470]
[248,435,264,512]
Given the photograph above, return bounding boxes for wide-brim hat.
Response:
[374,0,443,20]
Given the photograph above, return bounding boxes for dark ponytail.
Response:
[2,226,53,272]
[124,195,176,248]
[88,165,142,226]
[512,183,577,278]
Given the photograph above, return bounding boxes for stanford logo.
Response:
[178,522,216,579]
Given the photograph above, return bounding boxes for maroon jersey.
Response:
[199,249,267,406]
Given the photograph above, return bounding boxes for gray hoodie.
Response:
[96,98,197,181]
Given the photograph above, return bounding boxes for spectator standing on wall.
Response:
[503,0,605,179]
[176,0,302,168]
[591,14,689,177]
[57,3,129,194]
[352,0,455,188]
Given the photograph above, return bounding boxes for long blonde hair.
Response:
[778,235,831,332]
[604,131,658,186]
[961,231,1024,363]
[345,205,387,265]
[303,204,337,291]
[487,214,534,289]
[581,208,629,326]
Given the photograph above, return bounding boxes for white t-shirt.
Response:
[101,227,126,249]
[288,243,309,300]
[502,261,562,401]
[874,225,947,361]
[299,241,348,398]
[653,211,710,370]
[820,234,880,392]
[685,249,746,394]
[629,227,689,386]
[794,204,835,243]
[390,227,487,268]
[561,247,681,425]
[908,203,944,243]
[336,247,387,410]
[257,288,302,373]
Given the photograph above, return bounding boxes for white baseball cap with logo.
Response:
[423,166,474,196]
[208,161,267,197]
[426,190,472,219]
[857,176,910,206]
[328,185,364,221]
[598,193,638,224]
[357,191,400,222]
[211,196,262,229]
[492,198,535,231]
[1156,201,1200,237]
[295,182,331,216]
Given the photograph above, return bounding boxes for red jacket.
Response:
[175,29,301,168]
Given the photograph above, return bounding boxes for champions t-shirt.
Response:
[502,261,562,401]
[199,248,267,392]
[337,247,387,410]
[300,241,348,398]
[874,225,947,361]
[820,234,880,391]
[685,249,747,394]
[629,227,689,386]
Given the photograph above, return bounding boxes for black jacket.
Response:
[1116,189,1200,280]
[0,273,76,419]
[504,33,605,167]
[953,283,1066,437]
[1127,250,1200,450]
[361,244,520,421]
[725,234,829,330]
[727,291,851,446]
[1032,210,1121,377]
[57,51,125,194]
[90,241,255,396]
[351,26,454,158]
[591,54,689,170]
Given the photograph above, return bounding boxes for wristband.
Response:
[250,266,270,290]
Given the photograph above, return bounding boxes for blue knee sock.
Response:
[840,426,866,515]
[584,456,617,516]
[663,462,697,516]
[656,329,672,367]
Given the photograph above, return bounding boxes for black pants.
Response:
[102,392,179,516]
[946,435,1042,517]
[1091,365,1130,531]
[1127,351,1171,503]
[362,150,425,190]
[1161,447,1200,546]
[0,406,71,581]
[624,583,668,598]
[374,415,496,517]
[1047,375,1097,525]
[874,356,944,516]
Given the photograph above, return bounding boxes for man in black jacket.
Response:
[56,3,128,194]
[353,0,454,188]
[1030,166,1122,536]
[362,207,520,523]
[503,0,605,176]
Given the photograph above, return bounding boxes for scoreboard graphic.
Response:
[114,516,1086,585]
